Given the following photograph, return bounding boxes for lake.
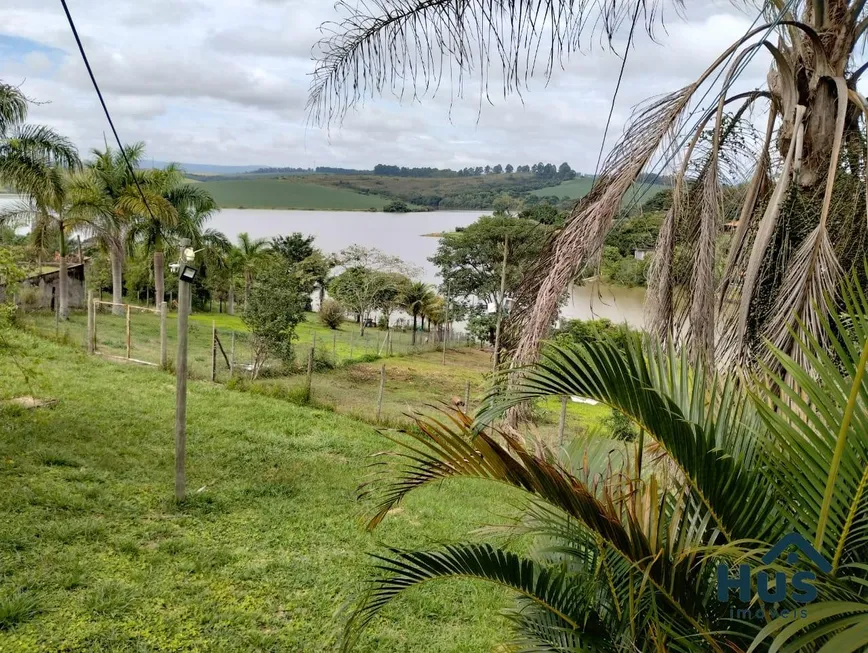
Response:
[211,209,647,328]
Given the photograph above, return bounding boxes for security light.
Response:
[179,264,198,283]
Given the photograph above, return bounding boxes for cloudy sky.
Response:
[0,0,772,172]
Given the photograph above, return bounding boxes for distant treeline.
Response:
[250,166,371,175]
[373,162,577,180]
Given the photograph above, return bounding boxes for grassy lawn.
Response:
[0,332,520,651]
[200,178,391,210]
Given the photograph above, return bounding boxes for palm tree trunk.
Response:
[57,220,69,321]
[110,242,124,316]
[412,313,417,344]
[154,250,165,306]
[244,272,252,311]
[228,285,235,315]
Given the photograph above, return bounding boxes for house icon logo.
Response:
[717,533,831,604]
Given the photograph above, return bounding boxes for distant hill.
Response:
[532,177,667,206]
[200,178,391,211]
[148,161,263,174]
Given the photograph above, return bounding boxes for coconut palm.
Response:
[345,272,868,652]
[68,143,173,315]
[235,232,269,311]
[401,280,433,344]
[127,163,218,306]
[309,0,868,373]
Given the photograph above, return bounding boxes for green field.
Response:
[0,332,519,651]
[201,178,390,210]
[532,177,666,205]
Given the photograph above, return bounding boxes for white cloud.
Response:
[0,0,773,170]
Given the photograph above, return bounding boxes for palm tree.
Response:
[69,143,172,315]
[401,280,432,344]
[309,0,868,372]
[235,232,269,311]
[344,273,868,652]
[127,163,217,306]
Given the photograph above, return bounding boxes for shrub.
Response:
[319,298,344,329]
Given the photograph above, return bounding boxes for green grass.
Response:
[0,332,519,651]
[201,178,391,210]
[532,177,667,205]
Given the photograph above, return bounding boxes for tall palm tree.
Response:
[0,82,78,201]
[309,0,868,372]
[344,273,868,652]
[401,280,433,344]
[127,163,217,306]
[69,143,172,315]
[235,232,269,311]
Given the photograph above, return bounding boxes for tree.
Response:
[504,164,513,174]
[127,164,217,306]
[308,0,868,372]
[241,258,306,379]
[492,164,503,174]
[430,215,550,318]
[375,271,411,328]
[271,232,315,265]
[401,280,433,344]
[319,298,345,329]
[69,143,171,315]
[329,246,417,335]
[235,232,269,310]
[342,273,868,652]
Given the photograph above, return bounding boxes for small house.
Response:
[633,248,655,261]
[0,263,87,310]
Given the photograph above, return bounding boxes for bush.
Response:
[604,410,637,441]
[319,299,344,329]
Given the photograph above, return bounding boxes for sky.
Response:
[0,0,773,172]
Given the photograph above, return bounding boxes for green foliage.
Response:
[319,298,345,329]
[383,199,411,212]
[271,232,315,264]
[242,259,306,377]
[0,590,41,630]
[603,409,637,441]
[467,310,496,345]
[600,247,651,287]
[345,273,868,651]
[552,317,633,352]
[605,212,663,256]
[201,178,391,210]
[431,215,551,305]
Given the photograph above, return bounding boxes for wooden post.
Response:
[92,298,98,351]
[332,332,337,361]
[388,330,393,356]
[464,380,470,414]
[442,282,450,365]
[304,346,314,403]
[86,291,95,354]
[125,304,131,359]
[558,396,568,446]
[174,240,191,502]
[349,332,354,359]
[210,320,217,382]
[229,331,236,378]
[376,364,386,422]
[160,301,168,369]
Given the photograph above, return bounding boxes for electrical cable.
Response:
[58,0,158,223]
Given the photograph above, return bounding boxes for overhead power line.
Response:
[58,0,158,222]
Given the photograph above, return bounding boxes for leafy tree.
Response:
[383,199,410,212]
[242,258,306,379]
[271,232,315,265]
[343,273,868,652]
[552,317,632,352]
[375,271,411,328]
[319,298,345,329]
[505,164,513,174]
[308,0,868,371]
[518,203,562,225]
[401,280,433,344]
[492,164,503,174]
[329,246,416,335]
[430,215,551,315]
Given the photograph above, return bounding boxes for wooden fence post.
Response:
[86,291,94,354]
[349,332,354,359]
[229,331,236,378]
[92,298,98,352]
[558,396,568,445]
[125,304,131,359]
[464,380,470,414]
[303,346,314,403]
[332,332,337,361]
[210,320,217,382]
[376,364,386,422]
[160,301,168,369]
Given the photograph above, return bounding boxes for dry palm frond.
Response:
[762,77,850,365]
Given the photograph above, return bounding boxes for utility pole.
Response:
[174,238,192,502]
[492,235,508,373]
